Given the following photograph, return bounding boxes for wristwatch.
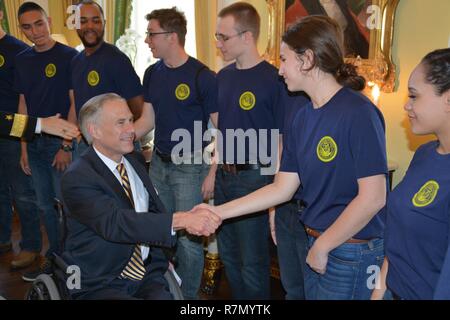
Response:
[60,144,74,152]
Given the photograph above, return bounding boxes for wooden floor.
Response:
[0,213,284,300]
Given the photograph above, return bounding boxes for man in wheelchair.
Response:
[36,93,221,300]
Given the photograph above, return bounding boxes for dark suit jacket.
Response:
[61,147,175,296]
[0,111,37,140]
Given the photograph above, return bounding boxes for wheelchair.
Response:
[26,198,184,300]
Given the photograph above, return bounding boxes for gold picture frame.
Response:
[264,0,400,92]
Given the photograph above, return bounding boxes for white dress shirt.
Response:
[35,118,42,133]
[93,147,150,261]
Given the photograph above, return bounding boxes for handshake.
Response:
[173,204,222,237]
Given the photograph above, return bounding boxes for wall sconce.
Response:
[367,81,381,107]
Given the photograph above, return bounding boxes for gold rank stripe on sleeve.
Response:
[9,114,29,138]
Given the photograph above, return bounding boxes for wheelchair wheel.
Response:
[164,270,184,300]
[26,274,61,300]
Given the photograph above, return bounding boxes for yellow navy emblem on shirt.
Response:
[412,180,439,207]
[88,70,100,86]
[5,115,13,121]
[0,55,5,67]
[239,91,256,111]
[45,63,57,78]
[175,83,190,101]
[317,136,338,163]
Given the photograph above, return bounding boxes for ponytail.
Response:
[336,63,366,91]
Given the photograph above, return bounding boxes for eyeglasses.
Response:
[145,31,173,38]
[214,30,247,42]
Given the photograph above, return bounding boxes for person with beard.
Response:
[71,0,151,156]
[13,2,79,281]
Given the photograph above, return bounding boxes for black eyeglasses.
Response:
[214,30,247,42]
[146,31,173,38]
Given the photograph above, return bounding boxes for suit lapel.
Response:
[125,153,168,214]
[83,147,133,208]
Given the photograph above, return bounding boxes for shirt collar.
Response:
[93,146,124,173]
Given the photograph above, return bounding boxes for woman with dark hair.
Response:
[194,15,388,300]
[371,48,450,300]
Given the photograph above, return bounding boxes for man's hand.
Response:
[173,208,222,237]
[41,114,80,139]
[306,238,330,275]
[20,147,31,176]
[52,149,72,172]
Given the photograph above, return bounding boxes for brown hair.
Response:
[218,2,260,42]
[146,7,187,47]
[18,1,47,19]
[421,48,450,96]
[282,15,365,91]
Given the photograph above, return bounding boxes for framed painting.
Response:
[264,0,400,92]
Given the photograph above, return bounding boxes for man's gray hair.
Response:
[79,93,125,144]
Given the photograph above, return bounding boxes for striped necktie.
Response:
[117,163,146,281]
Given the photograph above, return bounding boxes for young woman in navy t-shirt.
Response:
[196,16,388,300]
[372,48,450,300]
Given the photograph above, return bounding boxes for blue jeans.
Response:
[304,236,384,300]
[149,153,208,300]
[214,168,272,300]
[275,200,308,300]
[27,135,64,256]
[0,137,41,251]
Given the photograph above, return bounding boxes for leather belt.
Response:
[221,163,267,174]
[304,226,371,244]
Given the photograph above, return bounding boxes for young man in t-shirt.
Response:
[14,2,78,281]
[0,2,41,270]
[142,7,218,300]
[211,2,288,299]
[71,0,153,156]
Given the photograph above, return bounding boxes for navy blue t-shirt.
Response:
[71,42,143,114]
[217,61,285,164]
[283,92,310,198]
[14,42,77,118]
[0,35,29,113]
[385,141,450,299]
[280,87,387,239]
[143,57,218,155]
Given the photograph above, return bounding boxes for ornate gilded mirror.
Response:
[264,0,400,92]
